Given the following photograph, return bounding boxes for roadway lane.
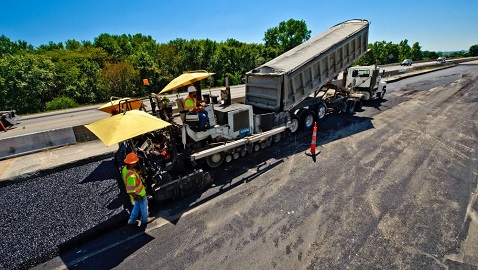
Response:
[22,61,478,269]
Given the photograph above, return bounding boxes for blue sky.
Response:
[1,0,476,52]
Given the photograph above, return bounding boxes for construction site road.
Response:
[2,61,477,269]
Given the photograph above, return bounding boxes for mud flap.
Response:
[152,170,212,202]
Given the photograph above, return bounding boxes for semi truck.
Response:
[344,65,387,101]
[113,19,371,202]
[311,65,387,114]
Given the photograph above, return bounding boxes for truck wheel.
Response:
[289,114,300,133]
[254,143,261,152]
[346,99,356,114]
[206,152,225,168]
[302,109,315,130]
[315,102,327,122]
[355,98,363,111]
[240,147,247,157]
[272,133,282,143]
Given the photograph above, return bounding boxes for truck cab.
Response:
[345,66,387,100]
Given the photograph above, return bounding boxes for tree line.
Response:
[1,19,476,114]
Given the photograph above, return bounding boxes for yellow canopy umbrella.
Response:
[97,98,147,114]
[85,110,171,146]
[160,70,215,94]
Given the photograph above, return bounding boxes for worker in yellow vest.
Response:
[122,152,155,226]
[184,85,208,131]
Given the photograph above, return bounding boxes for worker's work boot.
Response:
[147,217,156,223]
[128,220,140,227]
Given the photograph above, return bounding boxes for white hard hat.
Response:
[187,86,197,92]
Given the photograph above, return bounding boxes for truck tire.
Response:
[272,133,282,143]
[315,102,327,122]
[289,114,300,133]
[346,99,356,114]
[301,109,315,130]
[206,152,225,168]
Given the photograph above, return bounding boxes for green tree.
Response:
[65,39,81,50]
[0,54,56,113]
[398,39,411,60]
[386,42,400,63]
[469,44,478,56]
[156,41,183,87]
[129,34,158,58]
[74,60,101,104]
[368,41,397,64]
[46,97,79,110]
[410,42,423,61]
[450,50,468,58]
[37,41,64,52]
[99,62,139,99]
[0,35,16,56]
[0,35,33,56]
[427,51,439,60]
[94,33,123,61]
[263,19,311,54]
[128,49,155,79]
[212,43,241,85]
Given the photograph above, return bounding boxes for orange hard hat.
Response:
[124,152,139,164]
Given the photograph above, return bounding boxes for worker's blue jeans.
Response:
[198,110,208,130]
[128,195,148,225]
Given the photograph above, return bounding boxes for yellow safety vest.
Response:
[184,95,197,112]
[121,166,146,200]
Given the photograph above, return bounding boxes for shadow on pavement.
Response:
[47,113,375,269]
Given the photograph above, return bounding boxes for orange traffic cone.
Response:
[0,120,6,132]
[305,122,320,162]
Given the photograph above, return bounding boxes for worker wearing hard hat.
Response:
[122,152,155,226]
[184,85,208,131]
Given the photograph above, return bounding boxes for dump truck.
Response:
[115,19,371,202]
[245,19,370,130]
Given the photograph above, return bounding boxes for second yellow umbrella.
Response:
[97,97,147,114]
[160,70,215,94]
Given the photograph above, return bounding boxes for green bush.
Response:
[45,97,79,111]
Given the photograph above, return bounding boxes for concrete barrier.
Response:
[0,127,77,160]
